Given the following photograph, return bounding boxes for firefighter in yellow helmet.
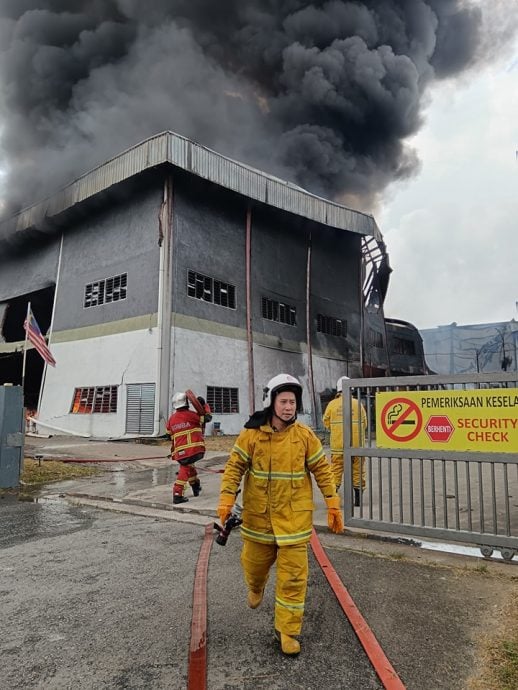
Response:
[217,374,343,657]
[322,376,367,506]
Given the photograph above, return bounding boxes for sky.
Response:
[378,35,518,331]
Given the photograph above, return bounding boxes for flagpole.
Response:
[21,301,31,391]
[37,233,63,417]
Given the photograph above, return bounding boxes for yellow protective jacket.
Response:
[322,395,367,455]
[220,420,337,546]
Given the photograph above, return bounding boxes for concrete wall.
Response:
[54,183,162,331]
[311,225,361,357]
[39,327,158,437]
[173,177,246,329]
[0,238,59,302]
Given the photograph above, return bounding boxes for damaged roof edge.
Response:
[0,130,382,242]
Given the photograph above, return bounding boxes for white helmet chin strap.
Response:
[270,410,297,429]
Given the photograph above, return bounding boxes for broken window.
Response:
[368,328,384,349]
[84,273,127,308]
[261,297,296,326]
[187,270,236,309]
[70,386,118,413]
[392,337,416,356]
[207,386,239,414]
[316,314,347,337]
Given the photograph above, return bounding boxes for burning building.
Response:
[0,130,397,436]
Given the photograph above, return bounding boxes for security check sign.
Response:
[376,389,518,453]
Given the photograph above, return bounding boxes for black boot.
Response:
[192,481,202,497]
[173,495,189,505]
[354,488,362,507]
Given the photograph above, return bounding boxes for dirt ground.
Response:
[204,434,237,453]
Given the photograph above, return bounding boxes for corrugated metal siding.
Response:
[191,144,267,202]
[125,383,155,435]
[1,130,382,243]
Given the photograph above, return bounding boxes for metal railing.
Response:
[342,372,518,561]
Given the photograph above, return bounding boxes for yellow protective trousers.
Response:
[241,540,308,636]
[330,453,366,490]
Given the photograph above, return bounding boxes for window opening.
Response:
[207,386,239,414]
[317,314,347,337]
[393,337,416,356]
[261,297,296,326]
[70,386,118,414]
[84,273,127,308]
[187,270,236,309]
[368,329,384,349]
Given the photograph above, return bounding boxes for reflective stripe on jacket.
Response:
[322,395,367,455]
[220,420,337,546]
[166,409,205,462]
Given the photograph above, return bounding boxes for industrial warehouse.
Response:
[0,131,424,438]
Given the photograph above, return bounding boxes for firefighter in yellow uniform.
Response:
[217,374,343,657]
[323,376,367,506]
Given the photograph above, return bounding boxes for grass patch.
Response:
[498,641,518,688]
[473,563,489,574]
[0,458,101,497]
[468,589,518,690]
[204,434,237,453]
[388,551,406,561]
[150,434,237,453]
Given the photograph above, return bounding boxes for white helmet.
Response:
[336,376,350,393]
[262,374,303,411]
[172,392,188,409]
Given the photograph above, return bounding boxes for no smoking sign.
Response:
[380,397,423,442]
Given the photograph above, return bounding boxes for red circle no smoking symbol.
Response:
[381,397,423,442]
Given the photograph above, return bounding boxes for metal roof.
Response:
[0,130,382,242]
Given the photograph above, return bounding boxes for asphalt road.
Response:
[1,498,383,689]
[2,487,515,690]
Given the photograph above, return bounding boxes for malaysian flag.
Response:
[24,309,56,367]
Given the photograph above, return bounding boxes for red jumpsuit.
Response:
[166,408,206,499]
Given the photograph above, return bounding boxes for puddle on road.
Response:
[0,494,96,548]
[0,465,176,548]
[26,465,178,501]
[102,466,176,497]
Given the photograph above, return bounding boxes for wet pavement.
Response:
[0,494,95,549]
[19,433,518,563]
[1,435,517,689]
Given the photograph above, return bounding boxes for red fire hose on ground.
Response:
[55,455,225,472]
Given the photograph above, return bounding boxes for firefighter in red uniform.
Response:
[166,391,211,504]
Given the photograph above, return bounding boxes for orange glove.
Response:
[217,493,235,525]
[325,496,344,533]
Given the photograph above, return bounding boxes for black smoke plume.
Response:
[0,1,516,214]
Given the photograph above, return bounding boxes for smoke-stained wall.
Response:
[53,183,162,332]
[0,239,60,302]
[173,175,247,331]
[311,227,361,362]
[251,206,308,347]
